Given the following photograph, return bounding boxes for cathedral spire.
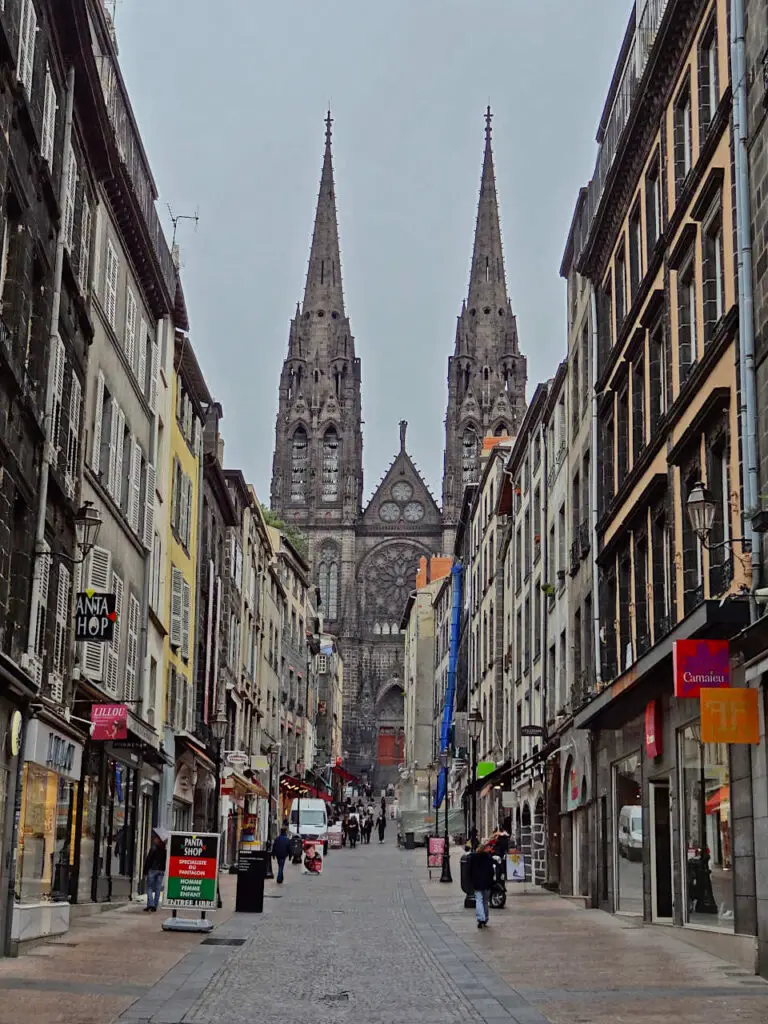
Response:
[302,111,345,317]
[467,106,508,311]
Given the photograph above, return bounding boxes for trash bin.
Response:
[290,834,303,863]
[405,831,415,850]
[235,849,269,913]
[460,852,476,908]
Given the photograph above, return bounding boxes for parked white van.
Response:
[289,798,329,854]
[618,805,643,860]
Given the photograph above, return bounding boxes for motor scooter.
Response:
[489,854,507,909]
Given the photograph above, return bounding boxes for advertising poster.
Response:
[91,704,128,741]
[427,836,445,868]
[506,851,525,882]
[165,832,220,908]
[302,837,323,875]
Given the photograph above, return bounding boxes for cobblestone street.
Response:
[1,840,768,1024]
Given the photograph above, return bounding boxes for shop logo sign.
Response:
[91,703,128,741]
[700,688,759,744]
[75,591,117,642]
[645,699,662,758]
[46,733,75,773]
[673,639,730,699]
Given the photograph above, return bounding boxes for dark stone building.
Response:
[270,112,526,785]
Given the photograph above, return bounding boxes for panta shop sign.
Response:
[673,639,730,699]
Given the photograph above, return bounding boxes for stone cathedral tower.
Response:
[441,109,527,551]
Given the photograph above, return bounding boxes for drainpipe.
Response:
[27,67,76,663]
[589,283,603,684]
[731,0,761,621]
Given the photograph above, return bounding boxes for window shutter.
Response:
[41,63,56,165]
[78,202,91,293]
[129,440,142,534]
[105,571,123,694]
[66,371,82,489]
[91,370,105,473]
[50,334,66,449]
[34,539,51,658]
[149,340,159,412]
[170,566,183,649]
[18,0,36,96]
[124,289,137,369]
[142,463,155,550]
[179,474,189,548]
[104,241,119,327]
[106,398,120,496]
[181,579,191,662]
[63,148,78,251]
[81,546,111,681]
[185,475,194,549]
[124,594,140,701]
[52,563,71,678]
[112,406,125,507]
[138,318,147,395]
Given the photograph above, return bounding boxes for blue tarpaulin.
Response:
[435,563,463,808]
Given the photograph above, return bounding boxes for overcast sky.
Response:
[115,0,632,503]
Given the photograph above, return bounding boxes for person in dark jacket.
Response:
[271,828,292,884]
[469,844,495,928]
[143,832,167,911]
[376,811,386,843]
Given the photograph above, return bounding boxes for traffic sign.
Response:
[75,591,116,642]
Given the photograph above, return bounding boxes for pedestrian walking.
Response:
[364,813,373,844]
[469,843,495,928]
[271,827,292,884]
[143,830,167,912]
[348,812,360,848]
[376,811,386,843]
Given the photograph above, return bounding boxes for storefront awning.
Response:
[332,765,360,784]
[463,760,511,799]
[706,785,729,816]
[280,775,333,803]
[176,735,217,773]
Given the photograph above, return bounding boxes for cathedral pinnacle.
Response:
[467,105,508,311]
[302,110,345,317]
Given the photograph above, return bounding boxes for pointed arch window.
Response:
[322,427,340,502]
[318,543,339,620]
[462,427,478,486]
[494,422,508,436]
[290,427,308,503]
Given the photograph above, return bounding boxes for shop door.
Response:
[377,728,395,766]
[572,812,581,896]
[650,781,673,920]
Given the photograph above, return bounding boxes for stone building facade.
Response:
[270,112,527,785]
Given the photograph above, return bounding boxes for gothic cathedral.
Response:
[270,111,527,785]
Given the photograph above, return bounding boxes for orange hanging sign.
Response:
[700,687,759,744]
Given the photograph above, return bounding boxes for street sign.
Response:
[520,725,546,738]
[225,750,249,767]
[75,591,117,642]
[91,704,128,741]
[164,832,220,909]
[249,754,269,772]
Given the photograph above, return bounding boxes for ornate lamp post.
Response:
[439,748,452,883]
[211,713,228,909]
[467,707,484,851]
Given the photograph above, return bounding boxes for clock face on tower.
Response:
[379,501,401,522]
[391,482,413,502]
[403,501,425,522]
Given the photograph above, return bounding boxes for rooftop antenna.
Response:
[167,205,199,268]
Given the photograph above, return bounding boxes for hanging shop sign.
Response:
[9,710,22,757]
[673,639,730,699]
[225,750,249,767]
[644,700,662,759]
[91,704,128,741]
[249,754,269,772]
[700,687,759,744]
[74,591,117,642]
[165,832,220,909]
[520,725,546,738]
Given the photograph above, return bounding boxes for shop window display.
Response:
[679,725,733,930]
[614,752,643,913]
[16,765,77,902]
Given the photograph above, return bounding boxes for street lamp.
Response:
[467,707,484,852]
[211,713,228,909]
[686,483,717,543]
[74,503,102,559]
[439,748,452,884]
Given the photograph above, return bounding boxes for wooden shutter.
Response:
[81,546,111,681]
[18,0,36,96]
[170,566,183,649]
[142,463,155,550]
[91,370,105,472]
[105,241,119,327]
[171,458,180,533]
[63,149,78,251]
[124,289,137,369]
[185,474,194,549]
[41,63,56,164]
[105,572,123,694]
[33,539,50,658]
[138,318,147,395]
[78,202,91,293]
[52,563,71,679]
[181,579,191,662]
[128,440,142,534]
[50,334,66,449]
[149,340,159,412]
[112,406,125,507]
[179,474,189,548]
[124,594,140,701]
[66,371,82,489]
[106,398,120,497]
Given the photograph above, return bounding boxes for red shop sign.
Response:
[645,700,662,759]
[91,703,128,741]
[673,639,730,699]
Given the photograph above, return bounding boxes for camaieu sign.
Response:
[673,639,730,699]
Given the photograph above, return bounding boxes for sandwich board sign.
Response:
[75,591,117,642]
[164,833,220,911]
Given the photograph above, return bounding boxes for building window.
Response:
[635,533,649,654]
[645,156,661,258]
[702,209,724,344]
[322,428,339,502]
[648,315,669,428]
[707,435,731,594]
[104,240,119,328]
[615,244,627,333]
[629,205,643,300]
[598,272,613,373]
[17,0,37,97]
[318,545,339,621]
[600,410,615,512]
[461,427,478,485]
[682,473,704,614]
[698,17,718,142]
[290,427,308,502]
[617,383,629,484]
[41,64,56,166]
[674,78,693,198]
[677,254,698,385]
[651,507,671,640]
[631,357,645,462]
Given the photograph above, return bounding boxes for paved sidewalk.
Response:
[0,874,244,1024]
[417,862,768,1024]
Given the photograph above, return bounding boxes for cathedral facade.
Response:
[270,111,527,786]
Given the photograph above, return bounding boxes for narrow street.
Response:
[0,839,767,1024]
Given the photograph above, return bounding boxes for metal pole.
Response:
[440,750,452,883]
[471,737,478,851]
